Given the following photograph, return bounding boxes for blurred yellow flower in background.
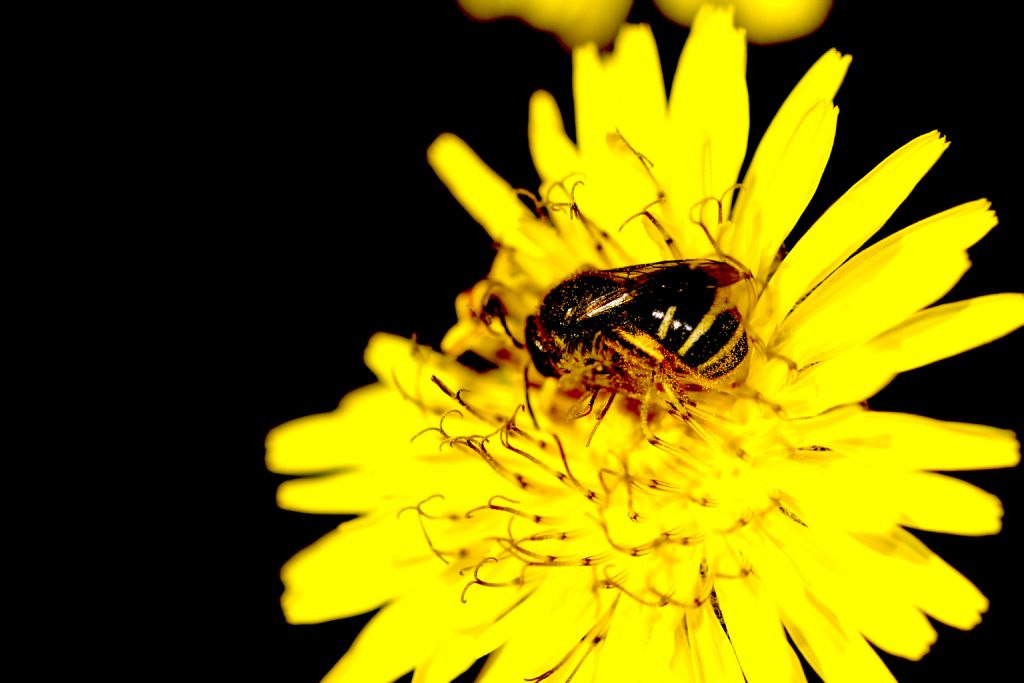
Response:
[657,0,831,43]
[459,0,832,45]
[459,0,633,47]
[269,7,1021,682]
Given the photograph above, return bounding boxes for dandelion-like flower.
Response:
[269,8,1022,682]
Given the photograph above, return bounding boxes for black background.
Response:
[239,2,1021,681]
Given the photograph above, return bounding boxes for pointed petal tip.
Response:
[820,48,852,71]
[691,3,746,38]
[696,3,736,21]
[829,47,852,62]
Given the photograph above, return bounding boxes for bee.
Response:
[525,259,750,420]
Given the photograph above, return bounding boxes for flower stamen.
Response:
[430,374,501,424]
[409,408,464,445]
[397,494,462,565]
[465,495,547,524]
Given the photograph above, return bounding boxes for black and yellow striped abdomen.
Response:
[627,282,748,385]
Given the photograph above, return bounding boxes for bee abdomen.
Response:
[680,309,740,366]
[699,326,748,380]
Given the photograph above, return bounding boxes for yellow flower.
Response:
[269,8,1022,682]
[458,0,633,47]
[458,0,831,45]
[656,0,832,43]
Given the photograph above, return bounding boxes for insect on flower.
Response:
[525,257,751,420]
[517,177,766,445]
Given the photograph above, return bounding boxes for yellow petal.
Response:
[866,291,1024,372]
[852,528,988,630]
[602,24,667,161]
[665,5,749,257]
[428,133,543,256]
[573,41,613,162]
[595,603,690,683]
[568,25,673,266]
[790,407,1021,471]
[595,600,673,683]
[266,384,423,475]
[775,239,968,366]
[747,530,897,683]
[773,199,998,365]
[729,48,848,280]
[714,576,806,683]
[476,571,607,683]
[755,457,904,533]
[760,456,1004,535]
[324,572,462,682]
[529,90,580,184]
[888,471,1004,535]
[758,518,937,660]
[685,603,745,682]
[278,470,377,514]
[760,131,948,336]
[363,332,521,420]
[413,585,546,683]
[281,513,439,624]
[769,293,1024,415]
[277,456,514,514]
[730,99,837,282]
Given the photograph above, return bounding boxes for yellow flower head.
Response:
[656,0,832,43]
[459,0,633,47]
[269,8,1022,682]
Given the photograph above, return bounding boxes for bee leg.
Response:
[637,395,664,448]
[567,390,599,420]
[636,382,691,455]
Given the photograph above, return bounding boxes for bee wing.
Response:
[578,286,640,320]
[599,259,744,286]
[683,259,745,287]
[578,259,743,321]
[575,266,662,320]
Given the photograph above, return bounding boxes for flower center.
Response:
[406,379,781,615]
